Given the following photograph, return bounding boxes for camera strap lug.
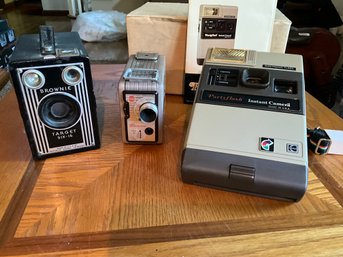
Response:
[307,127,332,155]
[39,25,56,55]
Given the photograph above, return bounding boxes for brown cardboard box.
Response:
[126,2,188,95]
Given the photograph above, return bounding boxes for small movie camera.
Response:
[9,26,100,159]
[181,48,308,201]
[118,52,165,144]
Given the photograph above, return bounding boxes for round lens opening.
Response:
[50,102,71,119]
[22,70,45,89]
[139,103,157,123]
[38,93,81,129]
[62,66,83,85]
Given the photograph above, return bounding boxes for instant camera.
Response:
[181,48,308,201]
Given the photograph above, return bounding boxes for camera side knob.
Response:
[139,102,158,123]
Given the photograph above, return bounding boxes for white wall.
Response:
[332,0,343,16]
[92,0,147,13]
[40,0,144,13]
[91,0,113,11]
[41,0,68,11]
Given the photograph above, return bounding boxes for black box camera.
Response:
[9,26,100,159]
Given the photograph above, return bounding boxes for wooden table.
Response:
[1,64,343,256]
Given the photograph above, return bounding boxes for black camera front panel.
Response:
[201,18,237,40]
[197,64,305,115]
[11,60,99,158]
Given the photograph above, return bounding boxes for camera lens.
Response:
[38,93,81,129]
[139,103,158,123]
[50,102,71,118]
[62,66,83,85]
[22,69,45,89]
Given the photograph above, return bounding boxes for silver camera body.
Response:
[119,52,165,144]
[197,5,238,65]
[181,48,308,201]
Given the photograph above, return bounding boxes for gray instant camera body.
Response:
[181,48,308,201]
[118,53,165,144]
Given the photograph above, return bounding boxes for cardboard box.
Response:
[127,2,290,97]
[270,9,292,53]
[326,129,343,155]
[184,0,278,103]
[126,2,188,95]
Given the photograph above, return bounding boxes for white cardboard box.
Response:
[270,9,292,53]
[326,129,343,155]
[185,0,278,74]
[127,2,290,96]
[184,0,278,102]
[126,2,188,95]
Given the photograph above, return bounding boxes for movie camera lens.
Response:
[22,69,45,89]
[38,93,81,129]
[62,66,83,85]
[139,102,157,123]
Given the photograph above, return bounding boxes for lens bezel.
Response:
[62,66,83,86]
[22,69,46,89]
[37,92,82,130]
[139,102,158,123]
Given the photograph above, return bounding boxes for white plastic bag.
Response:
[72,10,127,42]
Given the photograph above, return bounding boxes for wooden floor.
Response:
[1,64,343,256]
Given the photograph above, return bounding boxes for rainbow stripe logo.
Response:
[260,138,274,152]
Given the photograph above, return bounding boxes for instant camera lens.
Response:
[38,93,81,129]
[62,66,83,85]
[139,102,157,123]
[22,69,45,89]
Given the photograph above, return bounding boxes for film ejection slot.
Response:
[229,164,255,183]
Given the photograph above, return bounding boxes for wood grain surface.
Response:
[0,64,343,256]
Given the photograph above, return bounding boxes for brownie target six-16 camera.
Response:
[9,26,100,159]
[119,52,165,144]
